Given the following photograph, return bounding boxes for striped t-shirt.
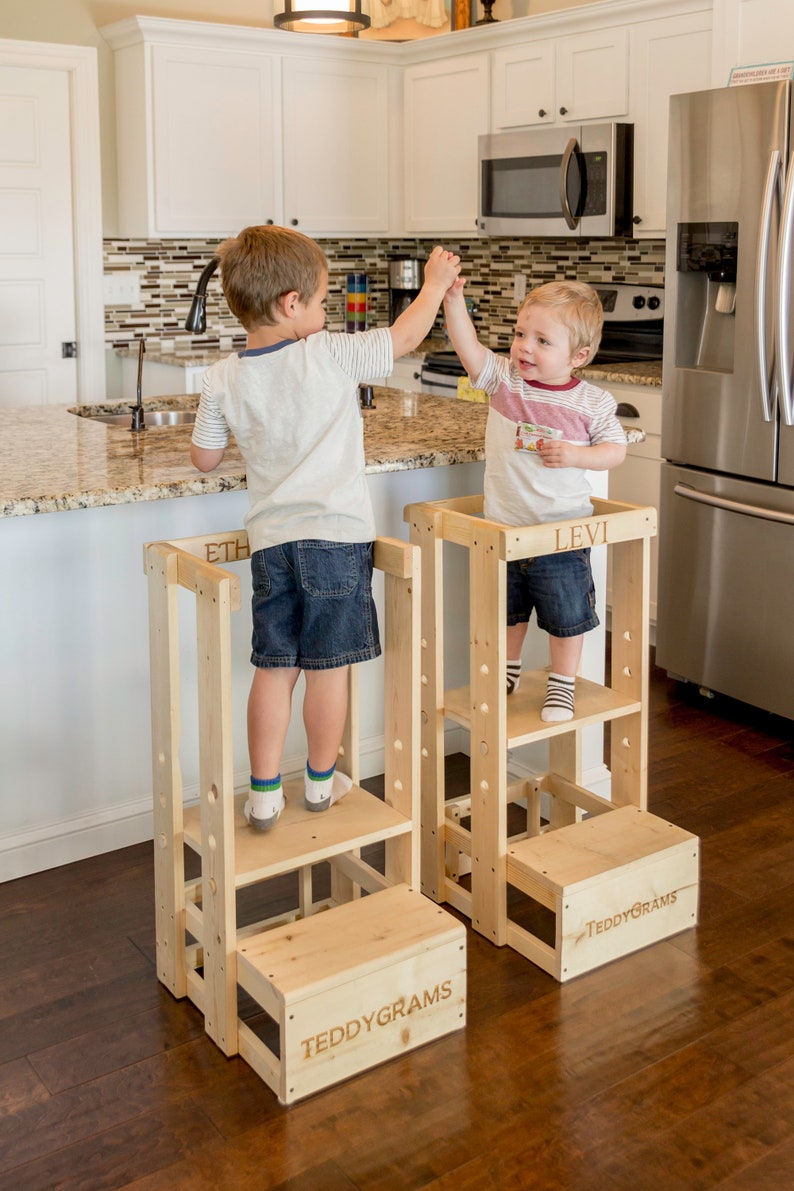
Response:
[474,349,626,527]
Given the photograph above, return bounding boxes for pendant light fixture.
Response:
[273,1,371,34]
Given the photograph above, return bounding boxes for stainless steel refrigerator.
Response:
[656,81,794,719]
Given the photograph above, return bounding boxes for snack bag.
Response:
[515,422,563,452]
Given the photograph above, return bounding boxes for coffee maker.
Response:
[389,258,423,322]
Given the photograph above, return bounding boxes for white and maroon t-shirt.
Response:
[473,349,626,528]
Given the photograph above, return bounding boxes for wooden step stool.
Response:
[144,529,466,1102]
[405,494,700,978]
[506,805,699,981]
[237,882,466,1104]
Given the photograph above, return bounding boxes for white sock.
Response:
[541,672,576,722]
[304,764,353,810]
[506,659,522,695]
[244,775,285,830]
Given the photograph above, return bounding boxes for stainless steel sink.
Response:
[74,408,197,428]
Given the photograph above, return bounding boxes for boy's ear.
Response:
[572,344,592,366]
[281,291,301,317]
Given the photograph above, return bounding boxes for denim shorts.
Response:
[250,540,381,670]
[506,548,598,638]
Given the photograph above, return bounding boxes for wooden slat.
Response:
[195,567,238,1056]
[144,542,185,1000]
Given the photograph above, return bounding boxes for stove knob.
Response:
[648,295,661,310]
[632,295,646,309]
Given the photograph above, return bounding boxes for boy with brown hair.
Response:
[191,225,460,829]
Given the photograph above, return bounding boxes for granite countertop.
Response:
[0,388,487,518]
[578,360,662,388]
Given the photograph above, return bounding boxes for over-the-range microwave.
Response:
[477,122,634,238]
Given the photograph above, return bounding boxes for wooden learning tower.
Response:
[144,529,466,1105]
[405,495,700,982]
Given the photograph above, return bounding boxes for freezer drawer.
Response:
[656,463,794,720]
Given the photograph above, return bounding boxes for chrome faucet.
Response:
[185,256,220,334]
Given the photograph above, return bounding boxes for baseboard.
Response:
[0,724,468,882]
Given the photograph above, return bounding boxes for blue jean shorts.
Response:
[250,540,381,670]
[506,548,598,638]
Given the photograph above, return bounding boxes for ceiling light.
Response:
[273,1,371,34]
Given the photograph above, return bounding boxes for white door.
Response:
[0,65,78,406]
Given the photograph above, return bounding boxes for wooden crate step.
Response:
[506,806,699,981]
[444,670,642,747]
[183,779,412,888]
[236,883,466,1104]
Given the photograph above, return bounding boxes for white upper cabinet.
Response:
[712,0,794,85]
[629,8,712,235]
[103,18,392,239]
[281,56,390,236]
[491,40,556,129]
[112,36,281,237]
[491,28,628,130]
[403,54,490,236]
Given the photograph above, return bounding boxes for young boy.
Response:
[190,225,459,830]
[444,278,626,723]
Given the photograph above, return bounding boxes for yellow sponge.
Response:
[457,376,488,403]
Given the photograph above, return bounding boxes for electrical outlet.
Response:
[513,273,527,303]
[103,272,141,306]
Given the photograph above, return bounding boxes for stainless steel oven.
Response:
[478,123,633,238]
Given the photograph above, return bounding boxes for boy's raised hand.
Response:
[424,245,461,292]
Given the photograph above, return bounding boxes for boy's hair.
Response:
[518,280,604,364]
[217,225,327,331]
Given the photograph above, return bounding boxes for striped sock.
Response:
[244,774,284,830]
[541,672,576,722]
[506,659,522,695]
[304,762,353,812]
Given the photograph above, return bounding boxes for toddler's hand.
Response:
[537,439,579,468]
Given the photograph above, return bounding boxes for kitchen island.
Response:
[0,388,609,880]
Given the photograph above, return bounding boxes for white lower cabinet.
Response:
[607,382,662,623]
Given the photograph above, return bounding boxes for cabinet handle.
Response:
[538,108,547,118]
[632,215,642,225]
[290,218,298,226]
[616,402,640,418]
[559,106,568,115]
[266,218,274,225]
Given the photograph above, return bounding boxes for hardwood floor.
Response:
[2,654,794,1190]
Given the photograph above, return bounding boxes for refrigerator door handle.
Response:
[559,138,581,230]
[756,149,780,422]
[674,482,794,526]
[775,151,794,427]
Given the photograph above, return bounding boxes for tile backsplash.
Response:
[104,235,665,355]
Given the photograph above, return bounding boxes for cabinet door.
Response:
[491,40,554,130]
[555,27,628,122]
[150,45,280,236]
[712,0,794,86]
[629,11,712,235]
[403,54,490,235]
[282,57,389,236]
